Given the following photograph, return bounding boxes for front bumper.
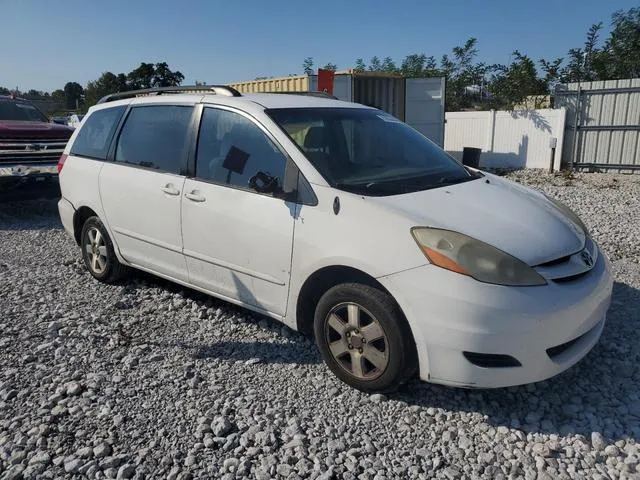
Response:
[0,163,58,178]
[378,246,613,388]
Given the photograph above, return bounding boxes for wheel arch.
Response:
[72,205,128,266]
[72,206,99,245]
[296,265,402,335]
[295,264,421,386]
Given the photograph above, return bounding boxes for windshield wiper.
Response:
[335,173,478,196]
[464,166,484,178]
[434,175,477,186]
[334,181,415,196]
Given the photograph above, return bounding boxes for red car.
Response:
[0,95,74,188]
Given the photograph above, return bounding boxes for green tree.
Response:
[560,23,602,82]
[400,54,439,77]
[63,82,84,110]
[116,73,129,91]
[152,62,184,87]
[597,8,640,79]
[321,63,337,72]
[354,58,367,73]
[380,57,398,73]
[489,51,547,109]
[539,57,563,93]
[368,56,382,71]
[302,57,314,75]
[439,38,489,111]
[127,62,155,89]
[51,89,65,106]
[556,8,640,82]
[400,54,426,77]
[84,72,122,106]
[84,63,184,107]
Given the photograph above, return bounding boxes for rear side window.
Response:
[0,101,48,122]
[70,106,125,160]
[115,105,193,175]
[195,107,286,190]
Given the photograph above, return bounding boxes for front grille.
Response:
[537,254,572,267]
[535,237,597,283]
[552,271,590,284]
[0,138,68,164]
[463,352,521,368]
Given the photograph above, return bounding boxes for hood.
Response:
[0,120,74,139]
[373,175,585,266]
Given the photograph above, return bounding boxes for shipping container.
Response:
[229,75,311,94]
[228,72,446,146]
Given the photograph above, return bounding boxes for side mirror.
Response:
[249,171,281,195]
[249,171,299,202]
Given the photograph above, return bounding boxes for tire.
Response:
[313,283,417,393]
[80,216,128,283]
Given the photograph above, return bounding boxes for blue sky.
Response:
[1,0,637,92]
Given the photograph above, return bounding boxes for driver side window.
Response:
[196,107,286,192]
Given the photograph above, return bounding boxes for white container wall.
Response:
[405,78,446,147]
[444,108,567,170]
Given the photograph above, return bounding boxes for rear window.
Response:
[70,106,126,160]
[0,101,48,122]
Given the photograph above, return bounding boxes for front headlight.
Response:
[411,228,547,286]
[544,194,589,235]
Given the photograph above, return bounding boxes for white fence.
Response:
[444,108,567,171]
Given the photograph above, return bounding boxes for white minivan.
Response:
[58,86,613,392]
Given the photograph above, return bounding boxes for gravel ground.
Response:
[0,170,639,480]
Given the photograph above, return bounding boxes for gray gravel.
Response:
[1,170,639,479]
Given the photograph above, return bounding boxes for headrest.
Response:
[303,126,326,149]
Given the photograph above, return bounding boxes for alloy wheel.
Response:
[324,302,389,380]
[85,227,108,275]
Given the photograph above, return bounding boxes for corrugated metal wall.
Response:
[444,109,566,170]
[229,75,310,93]
[353,77,405,120]
[555,78,640,171]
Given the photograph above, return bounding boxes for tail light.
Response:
[57,154,67,173]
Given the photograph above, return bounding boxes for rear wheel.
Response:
[314,283,417,392]
[80,216,128,283]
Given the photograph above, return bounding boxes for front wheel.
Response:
[314,283,417,393]
[80,216,128,283]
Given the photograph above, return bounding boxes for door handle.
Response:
[185,191,206,202]
[160,184,180,196]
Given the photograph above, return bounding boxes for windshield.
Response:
[268,107,478,196]
[0,101,49,122]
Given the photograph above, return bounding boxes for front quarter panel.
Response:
[285,184,428,328]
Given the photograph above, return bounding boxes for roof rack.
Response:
[97,85,242,104]
[267,91,339,100]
